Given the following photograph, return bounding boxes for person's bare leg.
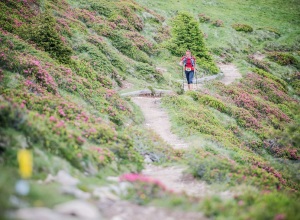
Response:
[188,84,193,90]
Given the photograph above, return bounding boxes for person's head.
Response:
[186,50,191,57]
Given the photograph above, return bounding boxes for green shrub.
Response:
[168,12,218,74]
[267,52,299,67]
[232,23,253,32]
[200,95,227,113]
[90,0,116,17]
[0,2,15,33]
[258,27,281,36]
[76,43,115,76]
[187,92,228,113]
[87,35,127,72]
[274,114,300,149]
[289,72,300,95]
[192,156,235,184]
[31,13,72,64]
[118,2,144,31]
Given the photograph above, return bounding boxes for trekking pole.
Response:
[195,60,198,90]
[182,65,185,92]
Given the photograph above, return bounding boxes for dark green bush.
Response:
[168,12,218,74]
[232,23,253,32]
[31,13,72,64]
[267,52,299,67]
[289,72,300,95]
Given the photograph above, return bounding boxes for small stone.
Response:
[61,186,91,200]
[15,207,76,220]
[118,182,131,195]
[54,200,102,219]
[106,176,119,182]
[110,184,125,196]
[144,155,153,163]
[44,174,55,184]
[93,187,119,201]
[111,216,124,220]
[56,170,79,186]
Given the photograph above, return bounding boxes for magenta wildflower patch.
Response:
[119,173,167,191]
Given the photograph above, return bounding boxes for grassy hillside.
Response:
[0,0,175,216]
[0,0,300,219]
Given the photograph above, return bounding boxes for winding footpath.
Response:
[14,63,241,220]
[132,63,241,197]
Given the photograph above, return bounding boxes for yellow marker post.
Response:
[17,149,33,179]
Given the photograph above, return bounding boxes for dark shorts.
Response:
[185,70,194,84]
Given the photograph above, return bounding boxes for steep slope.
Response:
[0,0,300,219]
[0,0,175,217]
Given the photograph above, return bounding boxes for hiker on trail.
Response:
[179,50,196,90]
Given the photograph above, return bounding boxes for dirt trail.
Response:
[218,63,242,85]
[132,97,211,198]
[131,63,243,197]
[132,97,187,149]
[142,165,209,197]
[181,63,242,91]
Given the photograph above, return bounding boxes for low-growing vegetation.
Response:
[232,23,254,32]
[267,52,300,67]
[1,0,300,219]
